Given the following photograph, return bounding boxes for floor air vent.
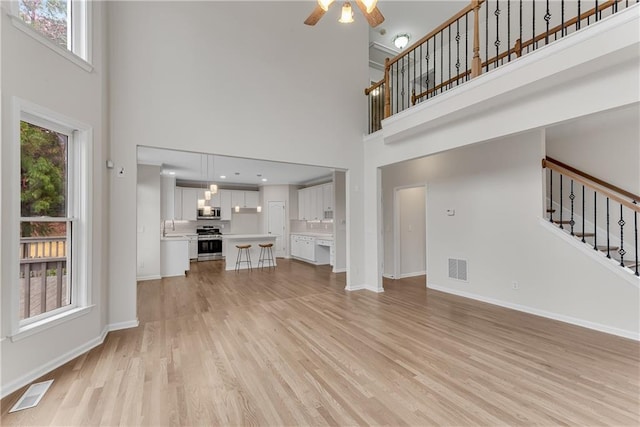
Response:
[9,380,54,413]
[448,258,468,281]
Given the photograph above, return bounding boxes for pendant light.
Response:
[209,154,218,196]
[338,1,354,23]
[318,0,334,11]
[362,0,377,13]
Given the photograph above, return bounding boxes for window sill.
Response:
[10,305,95,342]
[9,15,93,73]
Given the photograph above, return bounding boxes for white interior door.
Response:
[268,201,286,257]
[396,186,426,279]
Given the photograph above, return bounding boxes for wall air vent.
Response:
[448,258,468,282]
[9,380,54,413]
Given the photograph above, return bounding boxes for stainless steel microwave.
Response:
[197,207,221,220]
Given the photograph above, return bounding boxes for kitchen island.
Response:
[223,234,277,271]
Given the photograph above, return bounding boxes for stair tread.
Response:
[552,220,572,224]
[596,245,620,251]
[574,232,595,237]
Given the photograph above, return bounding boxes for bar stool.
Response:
[258,243,275,269]
[235,244,252,271]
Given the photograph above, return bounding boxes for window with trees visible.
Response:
[20,117,75,322]
[15,0,89,62]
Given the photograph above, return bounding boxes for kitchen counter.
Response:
[290,232,333,239]
[223,234,277,271]
[161,233,196,241]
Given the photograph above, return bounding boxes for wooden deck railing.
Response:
[365,0,637,134]
[20,236,69,319]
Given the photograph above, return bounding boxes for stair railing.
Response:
[365,0,638,134]
[542,156,639,276]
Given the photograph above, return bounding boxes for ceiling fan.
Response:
[304,0,385,28]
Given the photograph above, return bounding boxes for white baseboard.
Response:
[428,283,639,341]
[1,326,109,399]
[136,275,161,281]
[345,283,384,293]
[108,319,139,332]
[333,267,347,273]
[399,271,426,279]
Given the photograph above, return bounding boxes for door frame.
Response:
[392,184,428,281]
[267,200,286,257]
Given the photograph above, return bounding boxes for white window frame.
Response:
[10,98,93,341]
[7,0,92,71]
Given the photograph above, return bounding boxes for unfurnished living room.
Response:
[1,1,639,425]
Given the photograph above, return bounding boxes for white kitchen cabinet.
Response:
[219,190,232,220]
[210,191,221,207]
[244,191,259,208]
[322,183,334,213]
[174,187,183,219]
[291,235,316,262]
[161,175,176,220]
[298,189,307,220]
[231,190,259,209]
[161,239,190,277]
[181,188,198,221]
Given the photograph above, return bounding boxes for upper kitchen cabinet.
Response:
[219,190,232,220]
[180,188,198,221]
[210,191,221,207]
[231,190,259,209]
[298,183,333,220]
[161,175,176,220]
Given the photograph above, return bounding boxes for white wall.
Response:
[1,2,109,396]
[107,0,368,323]
[382,132,639,337]
[136,165,161,280]
[333,171,348,272]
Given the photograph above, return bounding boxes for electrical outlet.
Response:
[512,281,519,290]
[117,167,125,177]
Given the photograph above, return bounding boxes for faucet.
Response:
[162,219,175,237]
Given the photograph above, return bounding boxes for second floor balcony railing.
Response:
[365,0,638,134]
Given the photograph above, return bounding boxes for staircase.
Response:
[543,156,639,276]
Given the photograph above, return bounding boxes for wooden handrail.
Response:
[386,1,481,68]
[412,70,472,104]
[542,157,639,212]
[364,78,384,96]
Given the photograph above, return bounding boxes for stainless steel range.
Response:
[196,226,223,261]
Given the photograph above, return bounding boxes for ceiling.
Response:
[368,1,467,70]
[137,146,335,186]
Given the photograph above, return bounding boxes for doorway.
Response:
[267,201,286,257]
[393,186,426,279]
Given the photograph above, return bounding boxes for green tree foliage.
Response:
[19,0,68,49]
[21,121,67,237]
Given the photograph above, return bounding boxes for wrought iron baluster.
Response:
[549,169,554,223]
[426,41,430,99]
[595,0,599,21]
[507,0,511,62]
[368,92,371,134]
[495,0,501,64]
[582,185,586,243]
[570,180,575,235]
[577,0,581,30]
[440,31,444,93]
[593,191,598,250]
[634,202,638,276]
[619,204,626,266]
[544,0,551,44]
[448,25,452,88]
[486,0,489,71]
[519,0,523,55]
[456,20,461,86]
[532,0,536,48]
[606,197,611,258]
[400,59,405,111]
[395,62,399,114]
[559,174,564,229]
[466,13,469,80]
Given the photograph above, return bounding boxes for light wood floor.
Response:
[2,259,639,426]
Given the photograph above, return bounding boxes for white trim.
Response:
[10,306,94,342]
[428,283,639,341]
[399,271,426,279]
[9,14,93,73]
[346,283,384,293]
[107,319,140,332]
[392,184,428,280]
[136,275,162,281]
[1,326,109,399]
[332,267,347,273]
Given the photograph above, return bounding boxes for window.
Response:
[14,102,92,334]
[13,0,90,65]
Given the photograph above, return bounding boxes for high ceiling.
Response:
[137,147,335,186]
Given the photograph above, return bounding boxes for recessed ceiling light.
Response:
[257,174,262,177]
[220,175,226,179]
[168,171,176,175]
[234,172,240,175]
[262,178,268,182]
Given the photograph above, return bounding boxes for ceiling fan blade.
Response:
[304,5,326,26]
[354,0,385,28]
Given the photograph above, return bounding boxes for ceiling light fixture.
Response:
[257,206,262,213]
[393,33,410,50]
[262,178,268,182]
[338,1,354,24]
[220,175,226,179]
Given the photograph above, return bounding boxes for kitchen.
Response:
[136,147,346,280]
